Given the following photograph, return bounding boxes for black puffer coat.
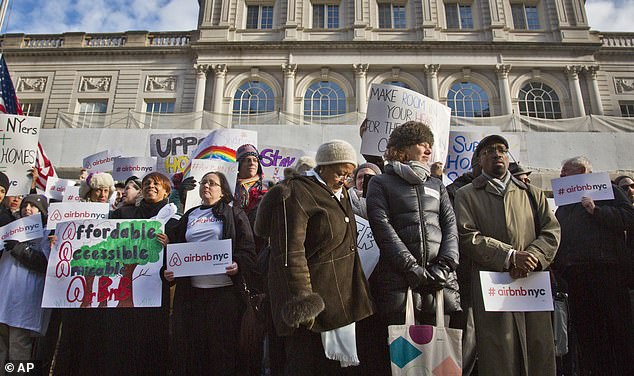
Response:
[367,164,460,318]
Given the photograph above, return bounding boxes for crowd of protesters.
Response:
[1,121,634,376]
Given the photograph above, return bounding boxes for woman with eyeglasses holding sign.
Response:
[164,171,256,376]
[366,121,460,374]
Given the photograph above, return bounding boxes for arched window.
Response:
[232,81,275,115]
[518,82,561,119]
[447,82,490,117]
[303,81,346,117]
[384,80,411,89]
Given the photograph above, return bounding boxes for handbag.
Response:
[388,289,462,376]
[237,275,267,374]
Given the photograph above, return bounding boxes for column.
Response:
[565,65,586,117]
[282,64,297,114]
[193,64,209,130]
[424,64,440,101]
[495,64,513,115]
[212,64,227,114]
[353,64,369,113]
[585,65,604,115]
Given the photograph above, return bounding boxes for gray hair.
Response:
[562,156,593,173]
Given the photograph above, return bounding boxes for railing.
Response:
[23,35,64,48]
[1,31,192,49]
[148,32,191,46]
[601,33,634,47]
[85,34,127,47]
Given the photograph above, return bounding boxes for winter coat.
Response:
[554,184,634,269]
[454,174,561,376]
[366,166,460,319]
[254,175,374,336]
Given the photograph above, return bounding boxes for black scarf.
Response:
[137,198,169,219]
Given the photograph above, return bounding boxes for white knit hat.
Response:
[79,172,115,200]
[315,140,357,167]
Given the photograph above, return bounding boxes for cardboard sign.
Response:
[42,219,165,308]
[45,177,77,201]
[149,132,208,175]
[355,215,379,279]
[361,84,451,165]
[182,159,238,213]
[62,186,82,202]
[46,202,110,230]
[259,146,305,183]
[550,172,614,206]
[112,157,157,181]
[480,271,553,312]
[82,150,121,173]
[166,239,233,277]
[0,114,41,195]
[0,215,44,249]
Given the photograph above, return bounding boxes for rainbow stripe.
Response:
[183,146,236,176]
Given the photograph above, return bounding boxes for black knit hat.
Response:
[0,172,9,193]
[20,194,49,216]
[474,135,509,158]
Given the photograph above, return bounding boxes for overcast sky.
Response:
[2,0,633,34]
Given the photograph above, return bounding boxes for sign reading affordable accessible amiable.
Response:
[0,114,41,195]
[550,172,614,207]
[480,271,553,312]
[46,202,110,230]
[361,84,451,165]
[0,215,44,250]
[355,215,379,279]
[42,219,165,308]
[166,239,233,277]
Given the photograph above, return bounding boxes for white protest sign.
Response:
[82,150,121,172]
[550,172,614,206]
[112,157,157,181]
[42,219,165,308]
[149,132,208,176]
[0,215,44,250]
[45,177,77,201]
[166,239,233,277]
[183,159,239,213]
[480,271,553,312]
[0,114,41,195]
[361,84,451,165]
[46,202,110,230]
[62,186,82,202]
[355,215,379,279]
[259,146,305,183]
[184,129,258,177]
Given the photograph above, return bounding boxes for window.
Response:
[145,100,175,128]
[378,3,406,28]
[20,100,43,117]
[304,81,346,118]
[384,81,411,89]
[447,82,490,117]
[445,3,473,29]
[620,102,634,117]
[246,5,274,29]
[313,4,339,28]
[78,100,108,128]
[518,82,561,119]
[512,3,539,30]
[233,81,275,124]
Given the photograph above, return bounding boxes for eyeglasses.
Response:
[481,145,509,156]
[200,179,221,187]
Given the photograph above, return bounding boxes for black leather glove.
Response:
[4,240,19,252]
[405,265,431,290]
[8,242,48,274]
[425,260,453,291]
[177,177,197,205]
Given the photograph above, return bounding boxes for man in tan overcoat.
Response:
[454,135,560,376]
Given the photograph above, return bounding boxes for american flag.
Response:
[0,55,56,191]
